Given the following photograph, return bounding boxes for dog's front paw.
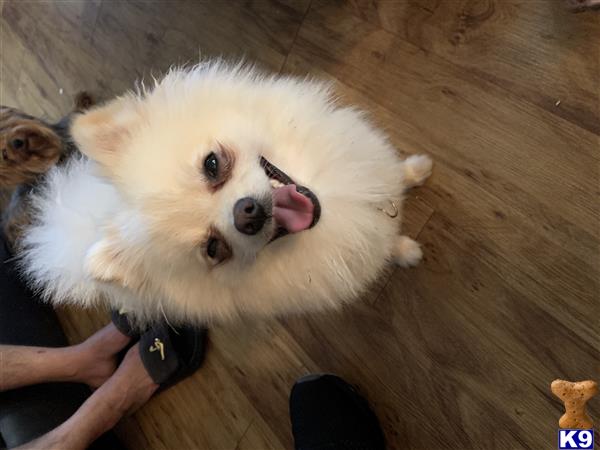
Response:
[403,154,432,188]
[393,236,423,268]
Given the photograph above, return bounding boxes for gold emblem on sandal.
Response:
[149,338,165,361]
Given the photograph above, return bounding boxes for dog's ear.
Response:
[71,95,142,171]
[11,123,63,158]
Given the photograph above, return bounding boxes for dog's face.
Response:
[138,134,321,268]
[71,66,404,322]
[72,88,322,287]
[0,107,63,187]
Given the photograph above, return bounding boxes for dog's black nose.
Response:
[233,197,266,235]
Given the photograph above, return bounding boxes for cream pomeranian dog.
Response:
[19,61,432,324]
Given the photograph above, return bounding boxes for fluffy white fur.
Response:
[19,61,432,325]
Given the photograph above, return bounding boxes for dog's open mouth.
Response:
[260,156,321,242]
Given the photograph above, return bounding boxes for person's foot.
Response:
[69,323,132,388]
[16,344,158,450]
[290,374,385,450]
[99,342,159,415]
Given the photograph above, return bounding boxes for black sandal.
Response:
[111,309,207,388]
[110,308,144,339]
[138,322,208,388]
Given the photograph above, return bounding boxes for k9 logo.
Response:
[558,429,594,449]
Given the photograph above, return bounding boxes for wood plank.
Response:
[209,319,315,448]
[88,0,310,92]
[0,16,27,108]
[1,0,310,115]
[1,1,103,117]
[234,420,285,450]
[116,351,285,450]
[344,0,600,135]
[54,305,111,345]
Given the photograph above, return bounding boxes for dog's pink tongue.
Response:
[273,184,314,233]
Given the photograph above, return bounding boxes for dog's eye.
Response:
[207,237,218,258]
[11,139,25,150]
[204,152,218,179]
[205,236,232,265]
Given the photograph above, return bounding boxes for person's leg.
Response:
[289,374,386,450]
[1,232,205,448]
[13,319,207,450]
[0,235,127,449]
[0,323,130,392]
[15,343,159,450]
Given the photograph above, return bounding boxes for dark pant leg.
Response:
[0,236,125,450]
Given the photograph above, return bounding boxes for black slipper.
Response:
[138,322,208,388]
[110,308,144,339]
[289,374,386,450]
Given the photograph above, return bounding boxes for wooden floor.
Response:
[2,1,599,449]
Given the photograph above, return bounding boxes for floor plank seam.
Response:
[233,419,254,450]
[279,0,312,75]
[371,206,435,307]
[413,202,436,241]
[88,0,103,46]
[371,267,397,306]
